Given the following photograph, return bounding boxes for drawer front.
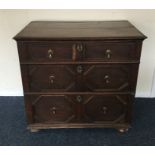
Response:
[18,41,140,62]
[24,94,132,124]
[21,64,138,92]
[28,42,72,61]
[82,64,138,92]
[82,94,132,123]
[19,41,82,62]
[84,41,139,61]
[25,95,77,124]
[22,65,76,92]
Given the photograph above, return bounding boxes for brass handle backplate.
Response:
[76,44,83,52]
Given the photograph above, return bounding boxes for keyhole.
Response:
[77,65,83,74]
[76,95,82,103]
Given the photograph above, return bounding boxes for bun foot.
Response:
[29,128,39,132]
[117,128,129,133]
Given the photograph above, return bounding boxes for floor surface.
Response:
[0,97,155,146]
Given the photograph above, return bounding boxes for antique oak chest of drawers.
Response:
[14,21,146,132]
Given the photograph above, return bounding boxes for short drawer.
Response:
[19,41,74,62]
[84,41,140,61]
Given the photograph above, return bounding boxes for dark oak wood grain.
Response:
[14,21,146,41]
[14,21,146,132]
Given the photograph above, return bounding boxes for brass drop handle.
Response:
[102,106,107,114]
[49,75,55,84]
[104,75,110,84]
[76,95,82,103]
[77,65,83,74]
[50,107,57,115]
[106,49,111,59]
[48,49,54,59]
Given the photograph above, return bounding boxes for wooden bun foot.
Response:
[29,128,39,132]
[117,128,129,133]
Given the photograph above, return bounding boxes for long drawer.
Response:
[21,64,139,92]
[18,41,141,62]
[25,94,133,125]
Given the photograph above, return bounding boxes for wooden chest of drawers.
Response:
[14,21,146,132]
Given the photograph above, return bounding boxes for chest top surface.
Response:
[14,21,146,41]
